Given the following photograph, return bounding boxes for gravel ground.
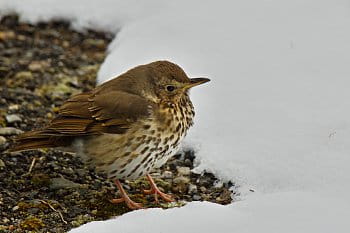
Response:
[0,15,234,233]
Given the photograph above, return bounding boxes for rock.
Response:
[192,195,202,201]
[188,184,198,194]
[8,104,19,110]
[200,186,207,193]
[173,176,190,185]
[62,167,74,176]
[177,166,191,176]
[28,60,50,71]
[0,136,6,146]
[14,71,33,79]
[198,175,214,187]
[162,171,173,179]
[2,217,10,223]
[49,177,82,190]
[12,206,19,211]
[184,150,196,162]
[172,176,190,193]
[0,31,16,40]
[0,127,23,135]
[6,114,22,123]
[0,159,5,168]
[216,189,232,204]
[184,159,192,167]
[82,39,106,49]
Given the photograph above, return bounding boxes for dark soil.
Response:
[0,15,234,233]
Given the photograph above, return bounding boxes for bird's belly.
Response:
[79,127,185,180]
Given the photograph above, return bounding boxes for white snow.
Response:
[1,0,350,232]
[70,193,350,233]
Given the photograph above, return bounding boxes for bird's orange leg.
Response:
[143,174,174,203]
[111,179,143,210]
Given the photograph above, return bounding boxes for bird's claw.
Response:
[111,197,143,210]
[144,174,174,203]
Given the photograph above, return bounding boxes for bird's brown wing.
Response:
[11,90,153,151]
[50,90,153,135]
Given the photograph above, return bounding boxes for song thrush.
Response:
[11,60,210,209]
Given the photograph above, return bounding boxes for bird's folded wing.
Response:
[46,90,153,135]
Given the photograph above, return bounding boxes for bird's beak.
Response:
[185,77,211,89]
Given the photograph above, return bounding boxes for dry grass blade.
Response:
[40,200,68,224]
[28,157,36,174]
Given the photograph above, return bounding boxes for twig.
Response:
[28,157,36,174]
[40,200,67,224]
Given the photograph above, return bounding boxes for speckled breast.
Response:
[81,96,195,180]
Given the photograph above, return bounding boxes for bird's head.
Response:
[105,61,210,105]
[143,61,210,103]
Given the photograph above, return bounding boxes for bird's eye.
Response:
[166,85,176,92]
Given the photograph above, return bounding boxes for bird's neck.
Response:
[156,94,195,131]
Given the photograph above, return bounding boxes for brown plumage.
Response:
[11,60,210,209]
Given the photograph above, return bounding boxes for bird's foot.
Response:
[112,179,143,210]
[110,196,143,210]
[144,174,174,203]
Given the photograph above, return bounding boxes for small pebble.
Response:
[0,136,6,146]
[198,175,214,187]
[192,195,202,201]
[184,159,192,167]
[176,166,191,176]
[8,104,19,110]
[172,176,190,193]
[173,176,190,185]
[162,171,173,179]
[0,159,5,168]
[0,127,23,135]
[62,167,75,176]
[184,150,196,162]
[6,113,22,122]
[188,184,198,194]
[14,71,33,79]
[12,206,19,211]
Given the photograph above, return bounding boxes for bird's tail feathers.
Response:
[9,130,72,152]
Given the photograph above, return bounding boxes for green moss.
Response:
[85,197,130,219]
[19,216,45,231]
[71,215,95,228]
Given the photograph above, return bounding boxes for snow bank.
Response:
[70,192,350,233]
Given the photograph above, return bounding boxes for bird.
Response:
[11,60,210,209]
